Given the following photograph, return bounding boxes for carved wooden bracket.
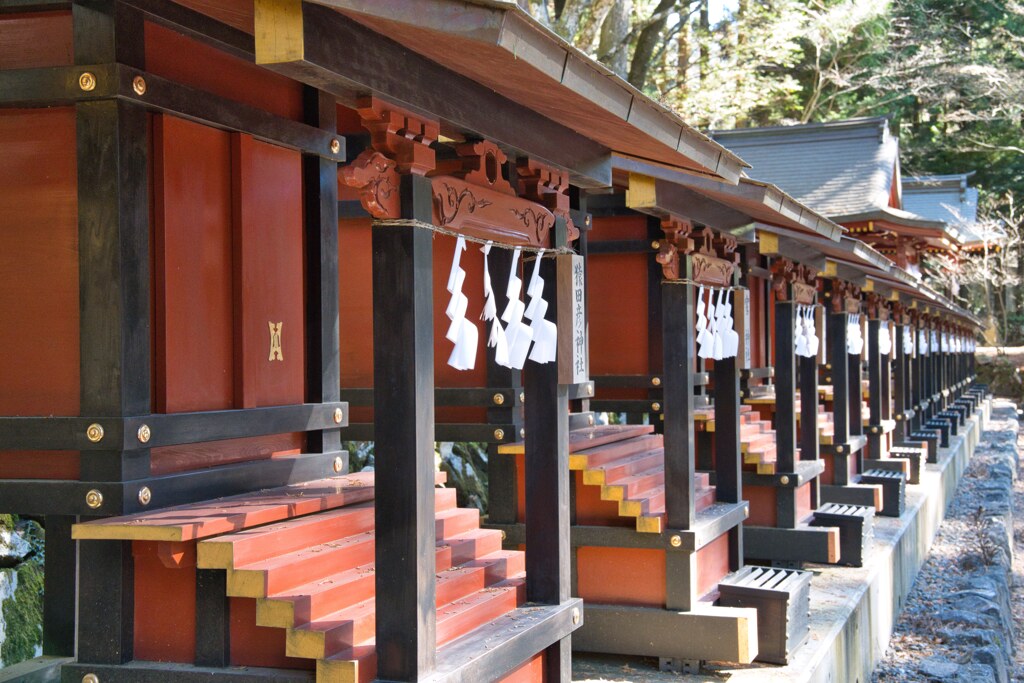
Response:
[770,258,796,301]
[655,216,694,280]
[430,176,557,247]
[892,302,907,325]
[865,293,889,320]
[355,96,438,175]
[792,282,816,306]
[828,279,861,314]
[339,149,400,219]
[516,158,580,244]
[844,285,862,314]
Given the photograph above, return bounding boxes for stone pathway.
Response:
[872,401,1019,683]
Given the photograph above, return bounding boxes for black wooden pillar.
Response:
[303,87,341,458]
[662,280,696,531]
[713,349,743,570]
[827,309,850,485]
[894,323,909,443]
[912,323,924,429]
[373,174,437,680]
[662,274,699,611]
[486,248,522,526]
[848,324,864,440]
[73,0,150,664]
[523,242,572,682]
[866,317,882,460]
[774,300,798,527]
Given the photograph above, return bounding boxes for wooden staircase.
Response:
[73,472,527,683]
[563,424,716,533]
[700,405,780,475]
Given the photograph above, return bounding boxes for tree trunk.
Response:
[698,0,710,84]
[628,0,676,89]
[599,0,632,79]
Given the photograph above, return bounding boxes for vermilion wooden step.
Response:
[582,449,664,485]
[497,423,655,455]
[568,433,663,470]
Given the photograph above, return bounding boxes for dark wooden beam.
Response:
[261,3,612,187]
[661,278,696,531]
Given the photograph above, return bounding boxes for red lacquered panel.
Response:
[695,531,731,597]
[796,481,813,522]
[232,134,304,408]
[576,546,666,607]
[588,253,649,375]
[0,11,72,69]
[0,452,79,480]
[339,217,374,390]
[743,484,777,527]
[144,22,302,121]
[153,114,234,413]
[133,541,196,663]
[499,652,544,682]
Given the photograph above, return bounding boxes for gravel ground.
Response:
[872,403,1021,682]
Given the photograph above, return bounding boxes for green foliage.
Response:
[1,557,44,666]
[0,515,15,534]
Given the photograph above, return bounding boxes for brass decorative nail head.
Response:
[330,139,341,154]
[494,428,505,441]
[651,376,662,387]
[137,424,151,444]
[588,415,595,425]
[85,489,103,509]
[651,402,661,412]
[132,76,146,95]
[333,456,344,473]
[651,240,661,250]
[86,423,104,443]
[519,427,525,438]
[780,475,790,485]
[82,675,100,683]
[519,392,525,404]
[500,530,507,541]
[669,534,682,547]
[333,408,344,424]
[79,72,96,91]
[493,393,505,406]
[572,607,581,625]
[138,487,151,506]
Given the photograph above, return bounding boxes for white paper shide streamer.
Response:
[480,242,509,367]
[445,235,479,371]
[847,313,864,356]
[903,326,914,356]
[696,287,739,360]
[877,320,892,356]
[525,255,558,364]
[794,305,819,359]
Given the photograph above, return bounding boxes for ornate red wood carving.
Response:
[845,285,862,314]
[355,96,438,175]
[792,282,815,306]
[865,293,889,320]
[692,252,734,286]
[655,216,694,280]
[339,149,400,218]
[516,158,580,244]
[430,176,558,247]
[892,302,907,325]
[770,258,796,301]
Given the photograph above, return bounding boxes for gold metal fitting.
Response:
[651,402,661,412]
[330,139,341,154]
[669,534,682,547]
[780,475,790,485]
[132,75,146,95]
[826,364,832,370]
[82,675,100,683]
[519,392,525,404]
[494,428,505,441]
[333,456,344,473]
[588,415,595,425]
[872,426,879,434]
[138,487,151,506]
[333,408,344,424]
[78,72,96,91]
[519,427,525,438]
[651,240,661,250]
[572,607,581,625]
[585,384,594,396]
[493,393,505,406]
[825,377,832,384]
[86,423,104,443]
[651,376,662,387]
[85,489,103,509]
[137,424,151,444]
[500,530,507,540]
[836,445,844,454]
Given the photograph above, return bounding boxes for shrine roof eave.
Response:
[752,225,890,273]
[308,0,748,185]
[613,154,842,241]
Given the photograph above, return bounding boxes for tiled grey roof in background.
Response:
[903,174,978,226]
[711,117,899,218]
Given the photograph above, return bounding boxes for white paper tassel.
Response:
[480,242,509,367]
[806,306,820,358]
[724,291,739,358]
[712,290,726,360]
[919,330,928,355]
[931,331,939,354]
[502,247,532,370]
[847,313,864,356]
[525,255,557,364]
[903,327,914,356]
[698,289,716,359]
[794,305,809,358]
[878,320,892,356]
[444,235,478,371]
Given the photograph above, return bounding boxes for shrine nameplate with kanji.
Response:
[558,254,588,385]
